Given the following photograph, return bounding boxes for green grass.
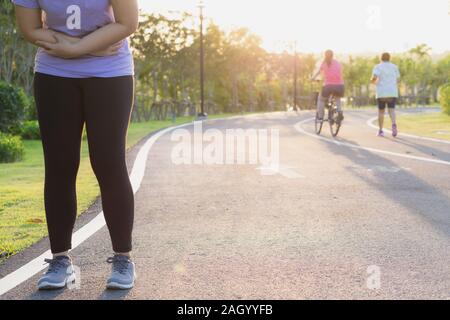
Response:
[383,111,450,141]
[346,104,441,110]
[0,114,238,261]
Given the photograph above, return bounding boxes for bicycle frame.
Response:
[315,93,342,137]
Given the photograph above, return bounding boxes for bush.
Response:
[21,120,41,140]
[0,81,31,134]
[439,83,450,115]
[0,133,25,163]
[25,96,38,121]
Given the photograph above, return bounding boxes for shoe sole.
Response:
[106,272,137,290]
[38,273,76,291]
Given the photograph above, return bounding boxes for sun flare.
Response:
[139,0,450,54]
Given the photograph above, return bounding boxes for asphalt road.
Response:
[1,109,449,300]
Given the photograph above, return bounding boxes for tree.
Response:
[0,0,36,95]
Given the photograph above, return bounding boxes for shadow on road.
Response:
[25,288,66,300]
[321,136,450,237]
[98,289,131,300]
[393,137,450,160]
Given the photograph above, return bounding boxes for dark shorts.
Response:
[377,98,397,110]
[321,84,345,98]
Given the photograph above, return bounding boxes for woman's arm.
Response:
[36,0,139,59]
[15,6,122,57]
[311,62,324,81]
[371,75,379,84]
[311,70,321,81]
[15,6,61,45]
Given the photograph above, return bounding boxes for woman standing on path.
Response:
[13,0,139,290]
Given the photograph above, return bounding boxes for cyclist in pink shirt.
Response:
[312,50,345,123]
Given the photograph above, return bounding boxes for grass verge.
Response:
[383,111,450,141]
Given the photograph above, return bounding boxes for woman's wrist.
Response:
[53,33,86,57]
[55,32,81,45]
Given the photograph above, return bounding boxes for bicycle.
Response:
[314,93,343,137]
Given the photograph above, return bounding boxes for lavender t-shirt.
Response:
[13,0,134,78]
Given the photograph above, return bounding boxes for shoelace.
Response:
[107,256,130,275]
[44,258,66,274]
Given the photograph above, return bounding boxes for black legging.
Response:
[34,73,134,254]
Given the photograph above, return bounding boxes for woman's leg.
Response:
[377,99,387,131]
[317,96,326,119]
[335,85,345,113]
[34,73,84,254]
[82,76,134,254]
[317,86,329,120]
[335,97,342,111]
[388,98,397,124]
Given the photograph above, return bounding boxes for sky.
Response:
[139,0,450,54]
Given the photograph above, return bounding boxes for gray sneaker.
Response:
[38,256,76,290]
[106,255,136,290]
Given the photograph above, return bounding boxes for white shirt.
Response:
[372,62,401,99]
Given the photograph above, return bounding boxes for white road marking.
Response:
[350,164,412,173]
[367,166,406,173]
[0,122,192,296]
[295,118,450,167]
[256,164,305,179]
[366,117,450,145]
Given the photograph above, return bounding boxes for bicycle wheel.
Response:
[315,112,324,135]
[329,107,341,137]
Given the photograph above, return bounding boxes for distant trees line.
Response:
[1,4,449,120]
[131,14,450,117]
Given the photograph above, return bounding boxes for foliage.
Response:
[0,0,36,95]
[0,132,24,163]
[20,120,41,140]
[130,13,450,115]
[439,83,450,115]
[0,80,30,134]
[2,6,450,115]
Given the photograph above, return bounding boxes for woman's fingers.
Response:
[36,40,56,50]
[52,33,64,41]
[42,49,56,56]
[110,42,123,51]
[107,48,120,55]
[102,42,123,55]
[86,40,124,57]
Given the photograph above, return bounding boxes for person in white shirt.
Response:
[371,52,401,137]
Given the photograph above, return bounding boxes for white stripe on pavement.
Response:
[366,116,450,145]
[295,118,450,167]
[0,122,192,297]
